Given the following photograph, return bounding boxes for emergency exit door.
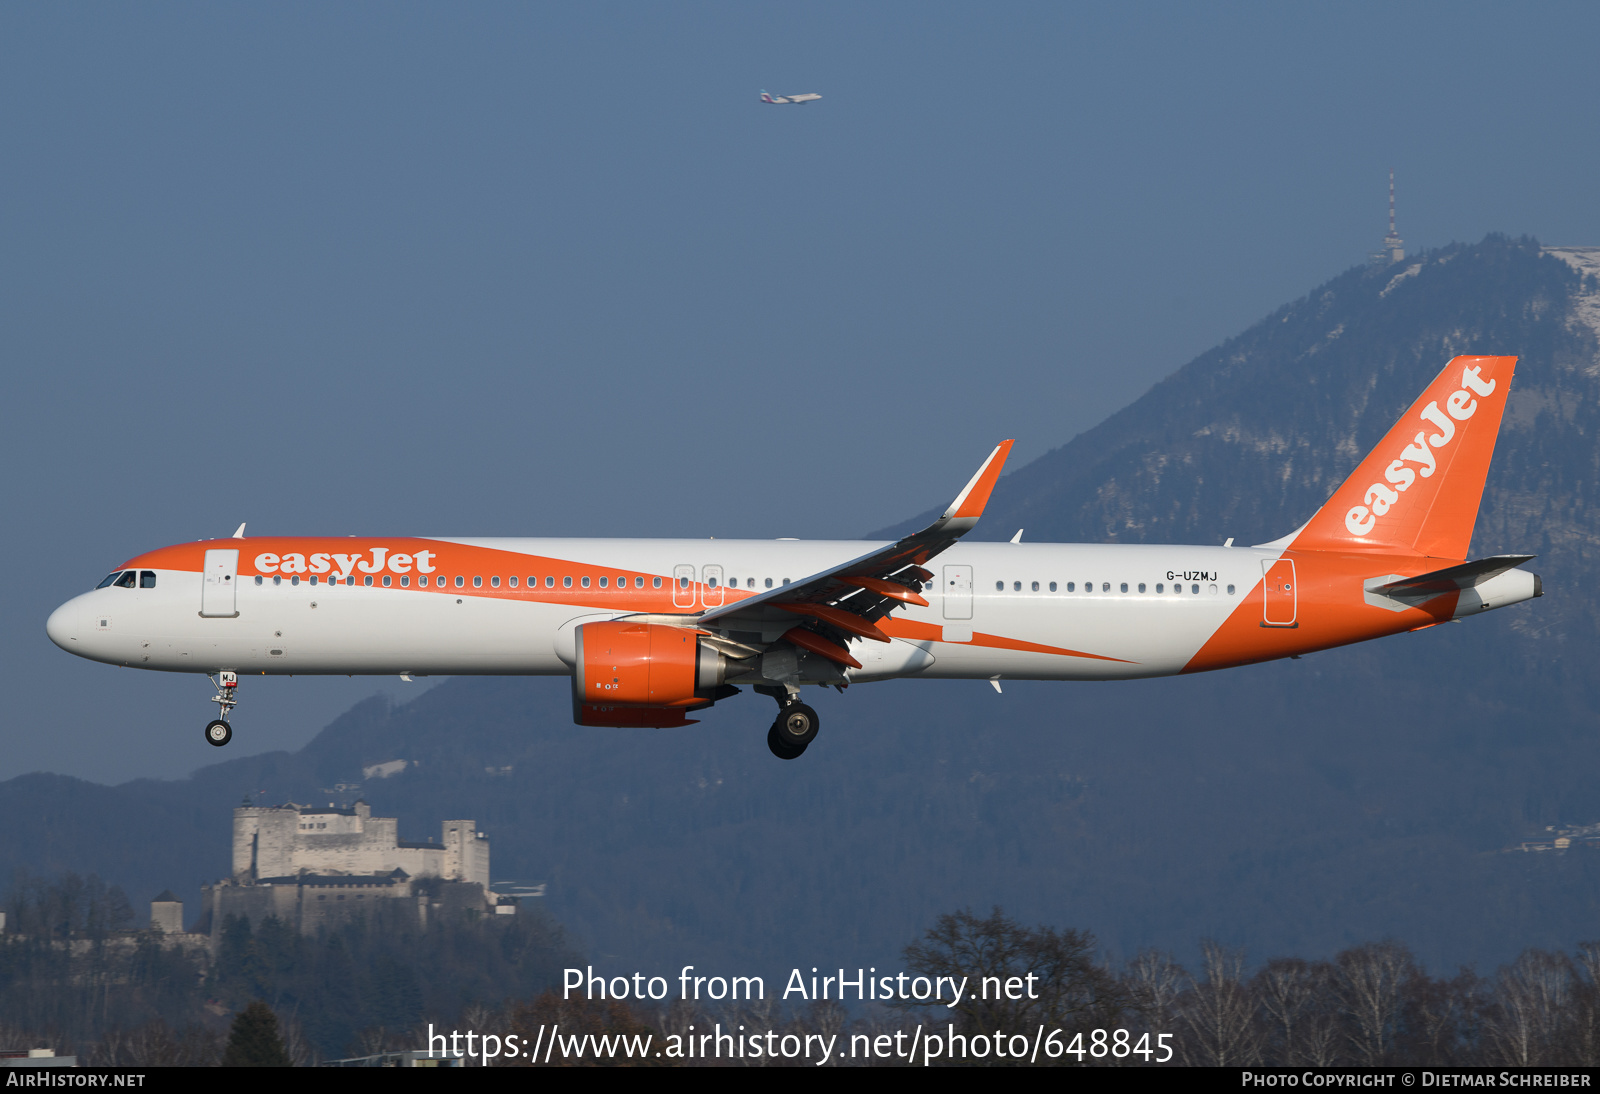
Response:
[943,564,973,620]
[1261,558,1297,627]
[201,549,240,618]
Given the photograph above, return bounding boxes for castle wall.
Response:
[231,804,488,885]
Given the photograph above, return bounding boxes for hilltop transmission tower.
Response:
[1370,169,1405,266]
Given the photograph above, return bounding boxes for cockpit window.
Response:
[112,571,137,589]
[140,571,156,588]
[96,572,123,589]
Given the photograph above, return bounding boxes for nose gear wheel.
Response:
[204,672,239,747]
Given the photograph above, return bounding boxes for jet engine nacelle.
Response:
[570,621,732,727]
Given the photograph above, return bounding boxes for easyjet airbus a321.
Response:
[47,355,1539,759]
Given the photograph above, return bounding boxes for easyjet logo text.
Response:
[253,549,436,579]
[1343,364,1496,538]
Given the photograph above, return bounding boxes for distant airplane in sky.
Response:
[760,90,821,105]
[47,357,1538,761]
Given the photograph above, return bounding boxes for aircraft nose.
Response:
[45,600,80,652]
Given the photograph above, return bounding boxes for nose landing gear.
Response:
[204,672,238,747]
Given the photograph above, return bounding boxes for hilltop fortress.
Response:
[203,801,500,935]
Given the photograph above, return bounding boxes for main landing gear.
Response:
[204,671,238,747]
[766,699,820,761]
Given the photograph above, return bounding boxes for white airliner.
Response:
[46,356,1539,759]
[760,90,821,104]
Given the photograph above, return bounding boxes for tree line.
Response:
[476,909,1600,1067]
[6,874,1600,1065]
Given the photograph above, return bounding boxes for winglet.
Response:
[232,523,247,539]
[942,440,1014,522]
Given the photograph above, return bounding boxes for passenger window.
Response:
[491,576,500,588]
[1227,584,1236,595]
[1101,583,1110,592]
[1049,582,1057,592]
[400,576,409,587]
[1209,584,1218,595]
[291,576,300,586]
[1120,583,1128,593]
[581,576,590,588]
[1032,581,1040,592]
[599,577,608,588]
[708,577,717,588]
[637,577,645,588]
[1174,583,1182,594]
[383,576,392,587]
[564,577,574,588]
[140,571,156,588]
[679,576,690,589]
[782,579,790,585]
[474,576,483,588]
[1192,584,1199,594]
[310,575,319,586]
[1013,581,1021,592]
[273,576,282,586]
[1138,583,1146,593]
[509,576,518,588]
[96,572,122,589]
[996,581,1004,591]
[364,576,373,587]
[618,576,627,588]
[455,576,465,588]
[547,577,556,588]
[652,577,661,589]
[346,576,356,586]
[1066,582,1074,592]
[253,575,263,587]
[1157,583,1164,593]
[765,578,773,589]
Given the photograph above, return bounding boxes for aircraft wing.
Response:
[693,441,1012,665]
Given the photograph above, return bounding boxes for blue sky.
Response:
[5,2,1599,782]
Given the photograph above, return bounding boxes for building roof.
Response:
[152,890,181,903]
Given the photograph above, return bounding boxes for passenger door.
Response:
[201,549,240,618]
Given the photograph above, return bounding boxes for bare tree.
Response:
[902,906,1125,1052]
[1485,949,1572,1066]
[1177,941,1261,1066]
[1570,943,1600,1066]
[1124,948,1184,1058]
[1255,957,1321,1065]
[1334,941,1414,1065]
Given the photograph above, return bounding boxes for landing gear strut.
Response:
[205,672,238,747]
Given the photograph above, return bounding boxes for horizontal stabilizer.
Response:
[1370,554,1535,600]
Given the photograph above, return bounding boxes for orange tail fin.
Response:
[1287,355,1516,558]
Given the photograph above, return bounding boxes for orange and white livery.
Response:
[46,356,1540,758]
